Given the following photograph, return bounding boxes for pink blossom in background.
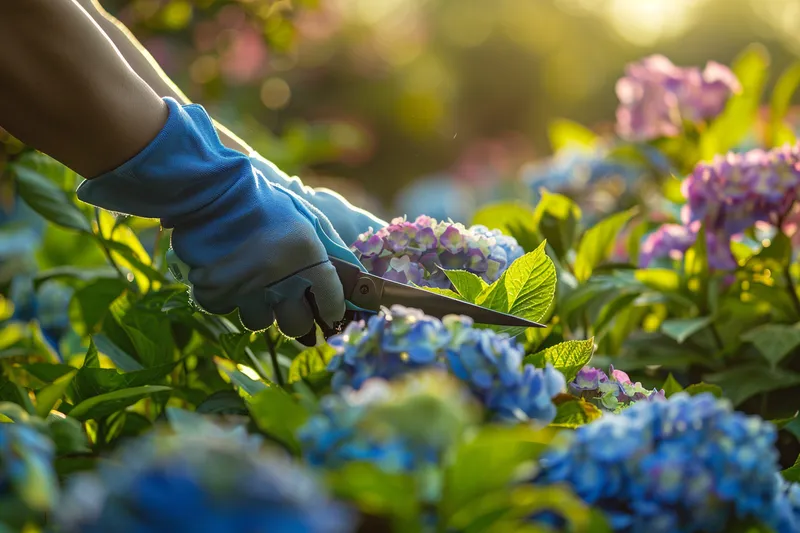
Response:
[219,25,268,84]
[616,55,740,142]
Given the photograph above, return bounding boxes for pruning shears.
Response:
[167,248,543,341]
[164,202,543,344]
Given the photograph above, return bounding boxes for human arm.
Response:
[71,0,252,154]
[0,0,351,337]
[74,0,388,244]
[0,0,167,178]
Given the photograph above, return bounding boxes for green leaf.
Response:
[68,278,129,337]
[326,463,421,528]
[684,224,708,279]
[476,241,557,337]
[574,208,637,282]
[769,62,800,147]
[195,390,247,415]
[421,287,466,301]
[23,363,75,384]
[46,414,90,454]
[35,370,76,418]
[634,268,681,292]
[443,269,489,301]
[662,373,684,398]
[11,164,91,233]
[526,338,594,382]
[700,44,770,158]
[471,202,538,251]
[661,316,713,344]
[550,394,602,428]
[783,453,800,483]
[109,292,176,368]
[532,191,581,259]
[68,385,171,421]
[442,425,555,518]
[705,365,800,405]
[547,118,598,152]
[741,324,800,368]
[247,386,309,454]
[684,382,723,398]
[288,344,335,384]
[91,334,143,372]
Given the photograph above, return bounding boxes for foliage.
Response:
[6,36,800,533]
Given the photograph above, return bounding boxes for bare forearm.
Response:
[0,0,167,178]
[75,0,253,154]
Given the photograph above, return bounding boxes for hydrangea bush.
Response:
[299,370,480,502]
[642,142,800,268]
[5,46,800,533]
[535,393,798,533]
[57,433,354,533]
[327,305,566,424]
[351,215,524,287]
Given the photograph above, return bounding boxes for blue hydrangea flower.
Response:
[58,433,354,533]
[533,393,788,533]
[328,305,565,425]
[768,477,800,533]
[9,276,74,354]
[569,365,665,413]
[351,215,523,288]
[298,370,480,502]
[0,423,58,517]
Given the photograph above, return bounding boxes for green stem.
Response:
[264,330,285,388]
[785,266,800,319]
[94,208,130,286]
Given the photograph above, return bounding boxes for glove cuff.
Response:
[76,97,251,226]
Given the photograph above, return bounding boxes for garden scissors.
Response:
[328,256,544,329]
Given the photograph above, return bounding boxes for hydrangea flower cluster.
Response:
[0,423,58,520]
[9,276,74,353]
[569,365,665,413]
[616,55,740,141]
[328,305,565,424]
[58,433,353,533]
[770,478,800,533]
[640,143,800,269]
[298,370,479,501]
[351,215,523,288]
[534,392,793,533]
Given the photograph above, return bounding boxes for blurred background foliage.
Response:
[35,0,800,219]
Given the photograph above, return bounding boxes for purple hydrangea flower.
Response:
[534,393,789,533]
[642,143,800,270]
[327,305,566,424]
[351,215,524,288]
[616,55,740,142]
[568,365,665,413]
[681,145,800,235]
[569,366,664,413]
[58,433,353,533]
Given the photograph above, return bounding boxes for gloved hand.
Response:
[76,97,355,337]
[249,153,387,247]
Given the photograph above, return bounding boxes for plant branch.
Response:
[264,330,285,388]
[94,208,130,286]
[785,266,800,319]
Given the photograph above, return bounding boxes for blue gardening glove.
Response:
[249,152,387,246]
[76,97,357,337]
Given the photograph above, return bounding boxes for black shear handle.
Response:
[296,287,351,347]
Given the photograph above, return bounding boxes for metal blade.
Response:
[331,257,545,328]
